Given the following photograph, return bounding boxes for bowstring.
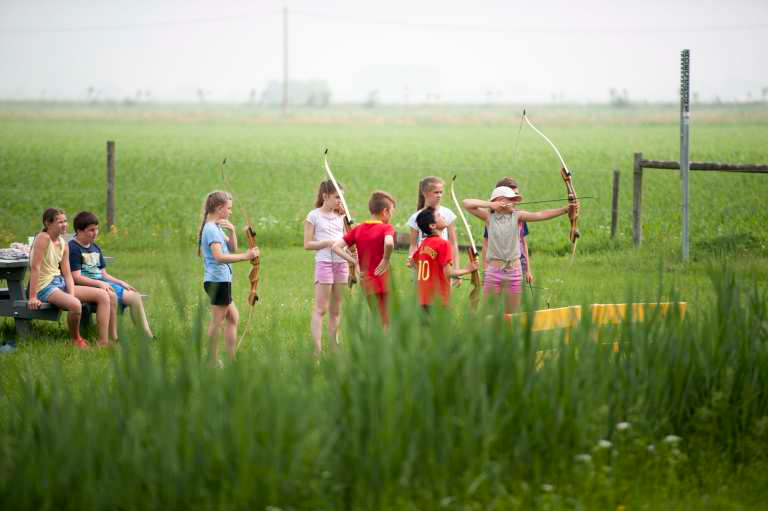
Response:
[509,109,525,170]
[221,158,258,351]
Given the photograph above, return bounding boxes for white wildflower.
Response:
[647,444,655,452]
[574,453,592,463]
[663,435,682,445]
[541,484,554,493]
[616,422,631,431]
[597,439,612,449]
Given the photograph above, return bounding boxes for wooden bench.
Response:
[0,244,137,336]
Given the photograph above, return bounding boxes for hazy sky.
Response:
[1,0,767,103]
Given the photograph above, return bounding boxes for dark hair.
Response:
[41,208,65,232]
[368,191,396,215]
[416,207,436,237]
[496,177,518,189]
[73,211,99,232]
[417,176,443,210]
[315,179,342,208]
[197,191,232,256]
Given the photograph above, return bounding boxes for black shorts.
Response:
[204,282,232,306]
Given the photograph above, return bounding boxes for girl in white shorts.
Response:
[304,180,354,355]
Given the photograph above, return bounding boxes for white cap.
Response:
[489,186,521,201]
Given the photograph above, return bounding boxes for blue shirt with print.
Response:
[68,240,106,280]
[201,222,232,282]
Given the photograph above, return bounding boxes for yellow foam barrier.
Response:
[506,305,582,332]
[590,302,687,325]
[506,302,688,363]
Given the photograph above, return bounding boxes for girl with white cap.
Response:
[463,186,577,313]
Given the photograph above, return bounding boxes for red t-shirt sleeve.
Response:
[384,225,396,238]
[343,226,357,246]
[438,242,452,267]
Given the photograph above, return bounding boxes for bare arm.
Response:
[72,269,113,290]
[331,239,357,265]
[407,228,419,266]
[374,235,395,276]
[27,234,48,308]
[521,232,533,283]
[210,242,257,264]
[462,199,492,222]
[59,244,76,295]
[303,220,334,251]
[99,270,135,291]
[517,206,569,223]
[216,220,237,252]
[446,258,478,278]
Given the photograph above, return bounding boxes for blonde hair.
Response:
[417,176,443,210]
[315,179,342,208]
[197,191,232,256]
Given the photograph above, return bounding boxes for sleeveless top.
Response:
[486,212,521,269]
[30,233,64,290]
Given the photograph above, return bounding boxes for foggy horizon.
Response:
[1,0,767,105]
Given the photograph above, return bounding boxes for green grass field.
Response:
[1,103,767,509]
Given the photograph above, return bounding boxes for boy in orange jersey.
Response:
[412,207,477,311]
[332,191,397,326]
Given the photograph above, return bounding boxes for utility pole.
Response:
[282,6,289,115]
[680,49,690,262]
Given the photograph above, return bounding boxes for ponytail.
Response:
[198,191,232,256]
[417,176,443,210]
[41,208,65,232]
[315,179,342,208]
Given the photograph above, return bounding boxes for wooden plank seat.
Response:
[12,294,148,329]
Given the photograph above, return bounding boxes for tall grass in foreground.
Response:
[1,273,766,510]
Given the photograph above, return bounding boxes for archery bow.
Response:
[521,110,580,257]
[450,175,481,309]
[220,159,260,348]
[323,148,357,287]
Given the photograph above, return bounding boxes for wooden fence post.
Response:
[632,152,643,247]
[611,169,620,239]
[106,141,115,231]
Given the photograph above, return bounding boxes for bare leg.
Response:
[106,288,118,340]
[75,286,112,345]
[223,303,239,361]
[123,290,154,337]
[208,305,229,366]
[327,283,344,350]
[311,284,332,355]
[47,290,83,344]
[505,292,522,315]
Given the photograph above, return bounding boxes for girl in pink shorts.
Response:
[463,186,578,314]
[304,180,354,355]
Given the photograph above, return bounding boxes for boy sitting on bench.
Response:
[68,211,154,339]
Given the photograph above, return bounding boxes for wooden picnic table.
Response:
[0,258,60,335]
[0,254,128,338]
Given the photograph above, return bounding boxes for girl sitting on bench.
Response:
[27,208,113,348]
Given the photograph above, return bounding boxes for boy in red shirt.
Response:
[332,191,397,325]
[412,207,477,311]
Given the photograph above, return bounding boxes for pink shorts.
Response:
[315,261,350,285]
[483,266,522,296]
